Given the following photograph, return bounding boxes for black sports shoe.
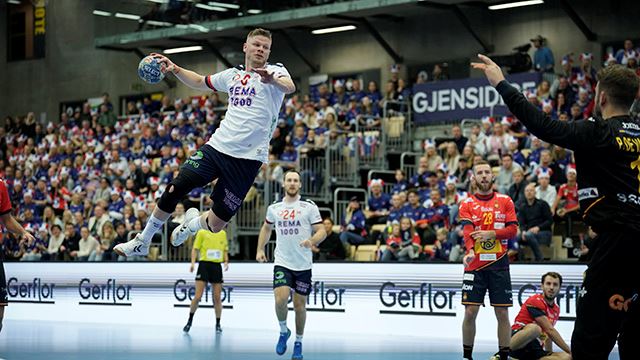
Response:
[216,324,222,333]
[183,321,192,333]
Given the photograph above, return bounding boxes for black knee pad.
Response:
[157,170,200,213]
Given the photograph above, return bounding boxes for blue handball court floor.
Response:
[0,320,620,360]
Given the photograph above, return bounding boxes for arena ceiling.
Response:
[92,0,595,80]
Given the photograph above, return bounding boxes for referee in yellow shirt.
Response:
[183,229,229,334]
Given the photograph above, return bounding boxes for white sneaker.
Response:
[113,233,150,257]
[172,207,200,247]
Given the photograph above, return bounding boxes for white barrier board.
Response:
[4,263,583,343]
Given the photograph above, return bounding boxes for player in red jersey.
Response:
[0,179,35,333]
[511,272,571,360]
[458,161,519,360]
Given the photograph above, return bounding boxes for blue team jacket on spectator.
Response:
[342,209,367,236]
[368,193,391,212]
[280,150,297,162]
[387,207,403,224]
[533,47,554,72]
[391,180,408,194]
[108,200,125,214]
[69,203,84,215]
[401,204,428,224]
[513,150,526,168]
[425,203,450,230]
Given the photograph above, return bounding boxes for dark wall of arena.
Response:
[1,0,639,122]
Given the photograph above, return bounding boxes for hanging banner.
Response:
[33,0,46,58]
[412,72,541,123]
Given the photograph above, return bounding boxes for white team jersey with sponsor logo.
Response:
[266,197,323,271]
[204,63,290,163]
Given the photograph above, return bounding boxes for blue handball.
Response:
[138,56,164,84]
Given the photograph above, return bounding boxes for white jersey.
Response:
[266,197,323,271]
[204,63,290,163]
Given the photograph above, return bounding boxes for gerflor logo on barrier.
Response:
[288,281,346,313]
[379,282,457,316]
[173,279,234,309]
[8,277,56,304]
[78,278,132,306]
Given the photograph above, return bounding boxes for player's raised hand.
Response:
[254,68,274,83]
[256,249,268,263]
[150,52,176,74]
[471,54,506,87]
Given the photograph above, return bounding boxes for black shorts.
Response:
[510,327,551,360]
[571,231,640,360]
[195,261,223,284]
[273,265,312,296]
[461,269,513,307]
[0,262,7,306]
[181,144,262,222]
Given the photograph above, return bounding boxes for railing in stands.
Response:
[400,151,422,179]
[352,116,385,169]
[297,147,331,202]
[328,138,359,187]
[333,187,368,227]
[382,100,412,153]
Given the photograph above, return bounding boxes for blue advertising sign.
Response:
[412,72,542,123]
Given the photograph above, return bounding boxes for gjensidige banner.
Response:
[5,263,582,343]
[412,73,542,123]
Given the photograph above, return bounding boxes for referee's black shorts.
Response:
[195,261,223,284]
[571,231,639,359]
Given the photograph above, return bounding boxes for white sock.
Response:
[141,214,165,243]
[279,320,288,333]
[295,334,303,343]
[186,215,204,234]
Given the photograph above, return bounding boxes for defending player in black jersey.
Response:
[473,55,639,360]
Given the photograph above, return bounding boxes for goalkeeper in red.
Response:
[458,161,519,360]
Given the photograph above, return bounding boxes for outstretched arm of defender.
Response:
[151,53,211,92]
[472,54,598,151]
[256,222,273,262]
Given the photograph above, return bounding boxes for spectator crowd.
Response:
[1,37,638,263]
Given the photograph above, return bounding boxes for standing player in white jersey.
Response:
[256,170,327,360]
[115,28,296,257]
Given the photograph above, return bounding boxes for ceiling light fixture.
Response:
[163,45,203,54]
[115,12,141,20]
[488,0,544,10]
[208,1,240,9]
[311,25,357,35]
[92,10,112,17]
